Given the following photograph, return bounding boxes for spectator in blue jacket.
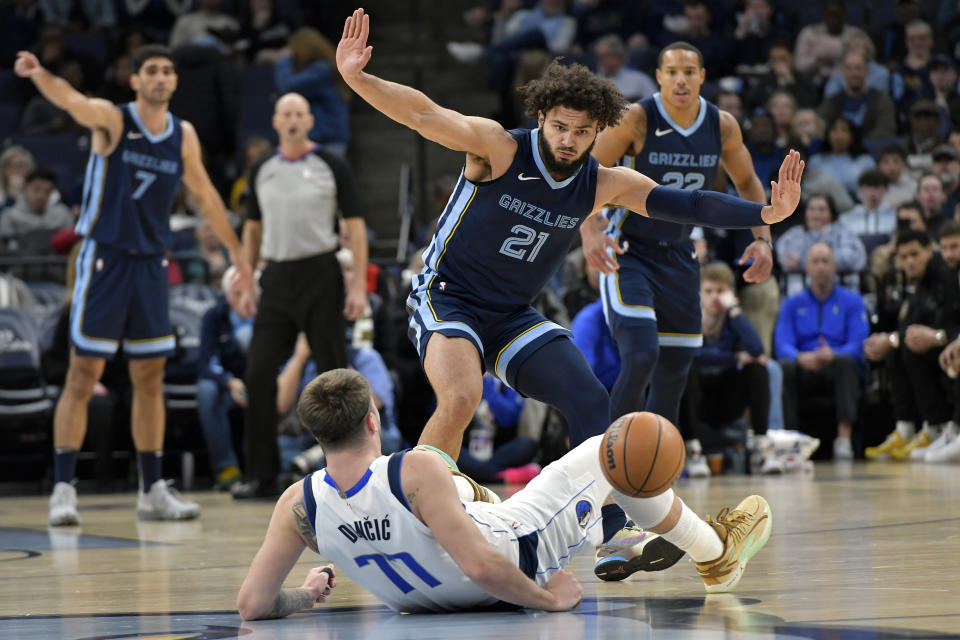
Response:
[570,297,620,391]
[196,266,254,489]
[775,242,869,459]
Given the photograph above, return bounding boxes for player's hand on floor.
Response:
[302,565,337,603]
[763,150,804,224]
[544,568,583,611]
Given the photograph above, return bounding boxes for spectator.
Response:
[809,116,876,196]
[274,27,352,156]
[18,60,86,135]
[168,0,239,51]
[715,89,743,125]
[236,0,294,64]
[776,194,867,275]
[230,136,273,214]
[767,90,797,149]
[571,297,619,391]
[793,0,867,80]
[876,0,923,64]
[930,55,960,130]
[732,0,795,66]
[879,144,918,209]
[680,0,734,78]
[794,145,855,214]
[890,19,935,119]
[686,262,772,473]
[868,201,928,282]
[743,40,819,111]
[774,242,869,459]
[950,129,960,159]
[592,34,655,102]
[181,220,231,285]
[97,53,135,104]
[931,222,960,461]
[904,98,945,177]
[864,230,960,460]
[916,173,950,236]
[822,32,891,100]
[932,144,960,213]
[818,49,897,139]
[562,251,601,319]
[839,169,897,237]
[0,146,35,208]
[789,108,824,155]
[0,168,72,240]
[196,266,253,490]
[745,110,786,190]
[572,0,645,51]
[39,0,116,28]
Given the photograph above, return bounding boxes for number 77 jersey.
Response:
[75,103,183,255]
[418,127,598,309]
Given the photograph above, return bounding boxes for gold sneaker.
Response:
[695,495,772,593]
[890,431,932,461]
[864,431,908,460]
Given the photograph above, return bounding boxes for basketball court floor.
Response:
[2,461,959,639]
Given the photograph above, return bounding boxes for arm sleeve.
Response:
[316,149,364,220]
[834,293,869,360]
[773,298,800,360]
[644,186,765,229]
[728,313,765,356]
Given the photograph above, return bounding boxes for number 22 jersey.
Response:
[417,127,599,309]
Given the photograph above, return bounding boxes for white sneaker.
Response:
[924,429,960,463]
[446,41,484,63]
[685,439,710,477]
[922,422,957,462]
[48,482,80,526]
[833,437,854,460]
[291,444,325,476]
[137,480,201,521]
[760,455,785,474]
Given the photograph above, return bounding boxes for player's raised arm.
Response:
[237,483,337,620]
[596,150,805,227]
[13,51,122,138]
[336,8,514,162]
[407,451,583,611]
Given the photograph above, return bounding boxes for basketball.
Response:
[599,412,685,498]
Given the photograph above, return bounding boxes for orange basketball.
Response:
[599,412,685,498]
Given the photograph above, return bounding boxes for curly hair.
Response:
[517,60,628,130]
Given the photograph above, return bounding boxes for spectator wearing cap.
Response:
[930,55,960,129]
[840,169,897,236]
[879,144,918,209]
[932,144,960,213]
[904,99,945,177]
[818,48,897,139]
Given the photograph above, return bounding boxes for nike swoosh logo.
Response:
[655,128,673,137]
[127,132,143,139]
[518,173,541,181]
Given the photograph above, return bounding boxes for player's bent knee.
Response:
[436,387,482,422]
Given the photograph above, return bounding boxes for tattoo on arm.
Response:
[405,486,419,508]
[266,587,315,619]
[292,501,319,553]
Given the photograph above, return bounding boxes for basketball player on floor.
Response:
[14,46,253,526]
[588,42,774,578]
[336,7,798,575]
[237,369,773,618]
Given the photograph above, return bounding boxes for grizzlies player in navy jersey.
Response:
[337,7,800,572]
[14,46,252,526]
[589,43,772,578]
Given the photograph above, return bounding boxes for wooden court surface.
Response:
[1,461,959,639]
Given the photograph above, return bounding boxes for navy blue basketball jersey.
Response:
[611,93,721,244]
[75,103,183,255]
[418,128,598,309]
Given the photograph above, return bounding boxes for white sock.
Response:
[895,420,915,440]
[922,422,943,438]
[659,502,724,563]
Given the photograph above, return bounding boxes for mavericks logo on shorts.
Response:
[576,500,592,528]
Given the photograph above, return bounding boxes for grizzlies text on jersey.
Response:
[75,103,183,255]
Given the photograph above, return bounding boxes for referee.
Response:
[232,92,368,499]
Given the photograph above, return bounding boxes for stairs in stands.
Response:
[346,0,498,260]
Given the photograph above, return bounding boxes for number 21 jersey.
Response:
[419,128,598,309]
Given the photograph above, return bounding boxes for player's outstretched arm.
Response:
[337,8,514,161]
[237,483,337,620]
[13,51,121,136]
[407,451,583,611]
[597,150,805,228]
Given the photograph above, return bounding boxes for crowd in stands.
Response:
[4,0,960,489]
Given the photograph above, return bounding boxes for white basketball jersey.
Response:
[305,452,517,613]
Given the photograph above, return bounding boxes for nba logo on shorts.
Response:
[576,500,592,528]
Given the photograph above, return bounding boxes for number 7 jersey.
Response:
[418,128,598,309]
[75,103,183,255]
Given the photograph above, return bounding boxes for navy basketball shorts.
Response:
[406,275,570,390]
[70,237,175,359]
[599,240,702,348]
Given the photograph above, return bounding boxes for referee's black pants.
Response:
[243,251,347,484]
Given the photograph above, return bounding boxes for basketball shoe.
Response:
[594,521,686,581]
[685,439,711,478]
[923,422,958,462]
[137,480,201,521]
[695,495,772,593]
[865,430,909,460]
[48,481,80,526]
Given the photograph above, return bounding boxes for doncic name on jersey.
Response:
[498,193,580,229]
[338,515,391,543]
